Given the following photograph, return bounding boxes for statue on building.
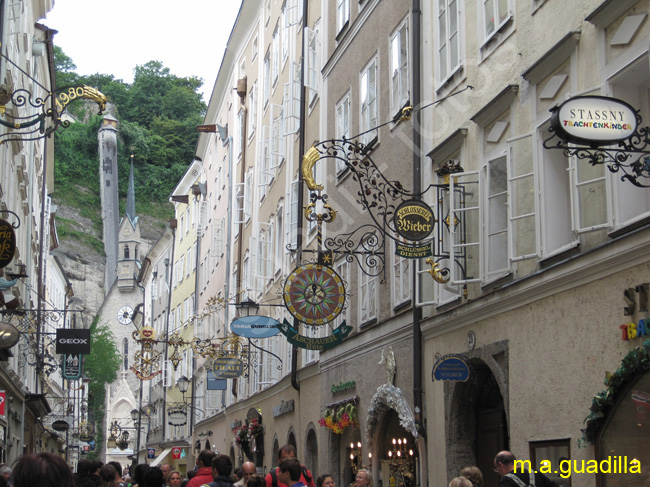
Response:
[379,346,396,385]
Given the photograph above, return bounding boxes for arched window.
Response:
[135,245,138,260]
[124,245,130,259]
[123,338,128,370]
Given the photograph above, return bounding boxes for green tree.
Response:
[84,315,121,459]
[53,45,79,87]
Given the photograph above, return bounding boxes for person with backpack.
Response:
[494,451,558,487]
[264,445,316,487]
[201,454,235,487]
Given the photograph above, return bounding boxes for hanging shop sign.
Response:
[277,319,353,350]
[550,96,638,146]
[432,354,470,382]
[395,242,433,259]
[283,264,346,325]
[55,328,91,354]
[231,315,281,338]
[52,420,69,432]
[212,357,244,378]
[62,354,82,379]
[172,447,182,459]
[0,391,5,416]
[148,449,156,459]
[394,199,435,241]
[0,219,16,269]
[167,408,188,427]
[0,321,20,350]
[207,370,228,390]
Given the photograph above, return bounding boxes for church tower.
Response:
[98,114,120,293]
[117,156,141,292]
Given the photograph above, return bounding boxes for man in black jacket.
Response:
[495,451,558,487]
[203,455,234,487]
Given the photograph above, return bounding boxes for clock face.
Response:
[283,264,345,325]
[118,306,134,325]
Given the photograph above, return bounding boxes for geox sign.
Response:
[55,329,91,355]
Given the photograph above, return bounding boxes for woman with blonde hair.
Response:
[449,478,472,487]
[460,467,483,487]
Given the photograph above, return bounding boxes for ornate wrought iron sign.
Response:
[167,406,188,427]
[0,219,16,269]
[131,326,163,380]
[545,95,650,187]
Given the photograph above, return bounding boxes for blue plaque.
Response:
[432,355,470,382]
[231,315,281,338]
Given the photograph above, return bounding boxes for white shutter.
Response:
[234,183,245,224]
[259,126,273,188]
[283,63,301,135]
[305,27,319,94]
[270,104,284,167]
[449,171,481,284]
[507,133,538,260]
[285,179,300,251]
[286,0,302,26]
[163,360,172,387]
[244,171,253,221]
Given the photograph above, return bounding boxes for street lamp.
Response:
[235,298,259,318]
[177,375,190,397]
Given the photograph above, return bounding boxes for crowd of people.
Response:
[0,447,555,487]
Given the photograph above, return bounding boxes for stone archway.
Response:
[445,342,509,487]
[304,424,318,478]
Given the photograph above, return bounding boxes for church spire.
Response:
[126,154,136,223]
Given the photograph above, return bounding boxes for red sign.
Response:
[172,447,181,459]
[0,391,5,416]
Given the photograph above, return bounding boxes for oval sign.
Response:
[551,95,638,145]
[0,322,20,350]
[167,409,188,427]
[394,200,435,241]
[212,357,244,378]
[52,420,69,432]
[231,315,281,338]
[432,355,470,382]
[0,219,16,269]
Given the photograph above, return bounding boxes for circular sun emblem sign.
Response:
[283,264,345,325]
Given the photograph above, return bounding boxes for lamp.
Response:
[387,438,415,485]
[177,375,190,395]
[117,430,130,450]
[350,441,362,474]
[235,298,259,318]
[130,408,139,423]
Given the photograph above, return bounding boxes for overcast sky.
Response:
[44,0,243,101]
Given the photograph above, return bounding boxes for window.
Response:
[186,207,191,234]
[252,36,258,61]
[482,0,512,41]
[286,179,299,252]
[334,260,349,328]
[248,81,257,138]
[335,92,351,174]
[272,26,280,86]
[270,104,285,166]
[336,0,350,34]
[186,248,192,278]
[390,20,409,114]
[244,170,253,223]
[123,338,128,370]
[284,63,301,135]
[360,58,378,145]
[258,224,272,282]
[243,252,251,299]
[436,0,462,84]
[236,109,244,158]
[359,264,377,324]
[275,205,284,271]
[392,240,412,307]
[305,25,320,103]
[263,50,271,106]
[282,4,289,64]
[124,245,130,259]
[484,156,509,278]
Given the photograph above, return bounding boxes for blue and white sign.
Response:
[231,315,281,338]
[432,354,470,382]
[207,370,228,390]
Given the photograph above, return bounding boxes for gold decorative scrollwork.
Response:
[302,146,323,191]
[425,258,450,284]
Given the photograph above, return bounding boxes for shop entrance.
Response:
[447,361,508,487]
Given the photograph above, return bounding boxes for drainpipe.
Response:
[411,0,428,485]
[0,0,8,79]
[290,0,310,394]
[218,125,234,407]
[162,223,177,441]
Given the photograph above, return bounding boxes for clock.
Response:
[118,306,134,325]
[283,264,345,325]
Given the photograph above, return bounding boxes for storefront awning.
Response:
[150,448,172,467]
